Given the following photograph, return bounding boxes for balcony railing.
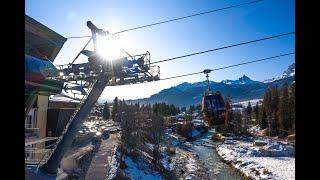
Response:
[25,148,54,166]
[25,127,40,139]
[25,137,58,167]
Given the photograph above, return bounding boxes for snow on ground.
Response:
[145,142,154,151]
[80,120,120,136]
[124,156,162,180]
[247,157,295,180]
[233,99,263,107]
[107,145,120,180]
[161,153,174,171]
[49,94,80,103]
[216,136,295,180]
[167,134,185,146]
[185,157,197,173]
[171,148,209,179]
[248,125,261,135]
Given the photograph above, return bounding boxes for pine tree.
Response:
[247,101,253,123]
[224,95,232,124]
[247,101,252,114]
[152,103,180,116]
[112,97,119,121]
[188,105,195,114]
[263,87,272,114]
[196,104,202,111]
[272,86,280,136]
[260,86,280,136]
[120,105,138,154]
[260,107,268,129]
[292,83,295,131]
[149,114,165,166]
[254,103,260,124]
[225,95,232,110]
[278,83,290,137]
[266,86,280,136]
[233,110,242,134]
[263,87,272,134]
[169,104,176,115]
[176,106,181,114]
[102,100,110,120]
[289,83,295,132]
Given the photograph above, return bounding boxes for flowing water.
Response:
[187,129,242,180]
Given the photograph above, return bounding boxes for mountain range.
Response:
[127,63,295,107]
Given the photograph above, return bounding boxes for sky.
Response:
[25,0,295,101]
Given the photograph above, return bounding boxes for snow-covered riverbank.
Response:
[216,135,295,180]
[187,129,242,180]
[171,147,210,180]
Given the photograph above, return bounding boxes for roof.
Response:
[25,78,64,95]
[48,94,80,109]
[49,94,80,103]
[25,15,67,62]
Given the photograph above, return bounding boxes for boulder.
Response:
[212,133,225,142]
[260,128,268,136]
[253,140,268,146]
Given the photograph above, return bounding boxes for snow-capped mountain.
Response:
[175,82,193,91]
[221,75,261,85]
[263,63,295,83]
[127,63,295,107]
[176,75,261,90]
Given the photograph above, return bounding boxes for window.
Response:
[25,115,32,128]
[33,109,37,128]
[48,131,52,137]
[25,108,38,129]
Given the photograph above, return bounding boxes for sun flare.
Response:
[96,35,123,60]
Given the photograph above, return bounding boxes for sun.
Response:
[96,34,123,61]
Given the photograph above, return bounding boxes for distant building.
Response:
[175,113,184,119]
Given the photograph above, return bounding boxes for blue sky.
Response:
[26,0,295,100]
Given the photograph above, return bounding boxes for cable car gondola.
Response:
[201,69,228,126]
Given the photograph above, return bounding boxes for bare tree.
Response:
[148,114,165,167]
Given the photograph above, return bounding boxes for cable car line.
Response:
[112,0,264,35]
[56,32,294,67]
[206,52,295,72]
[67,35,92,39]
[160,71,203,81]
[158,52,294,81]
[66,0,264,39]
[70,37,93,64]
[150,32,294,65]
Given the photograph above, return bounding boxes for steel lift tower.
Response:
[25,21,160,179]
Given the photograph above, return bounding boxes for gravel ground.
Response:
[171,147,210,180]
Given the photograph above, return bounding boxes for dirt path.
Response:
[85,133,119,180]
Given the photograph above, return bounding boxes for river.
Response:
[185,129,242,180]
